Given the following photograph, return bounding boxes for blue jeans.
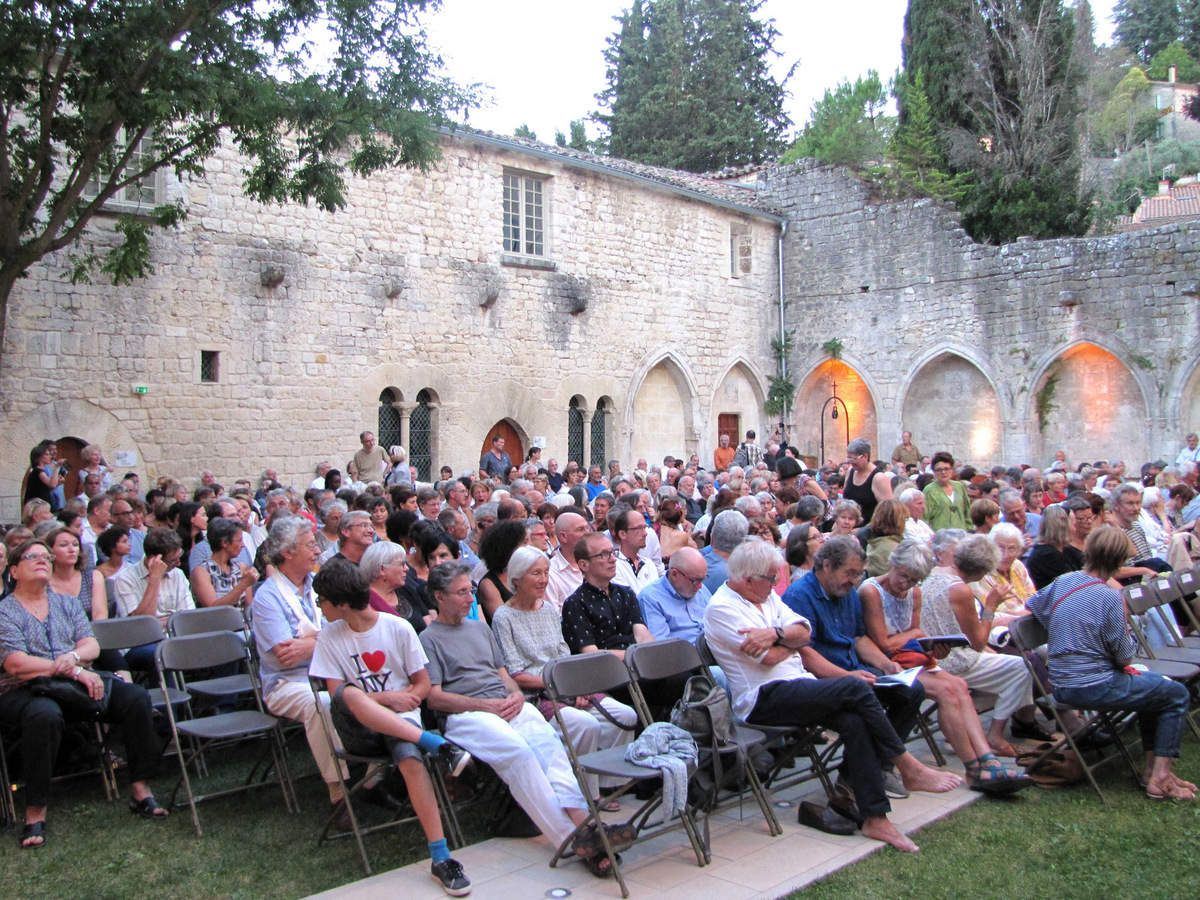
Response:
[1056,672,1190,758]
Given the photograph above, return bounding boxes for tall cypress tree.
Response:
[1114,0,1183,63]
[596,0,792,172]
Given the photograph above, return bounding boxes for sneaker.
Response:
[437,742,472,778]
[883,770,910,799]
[431,858,472,896]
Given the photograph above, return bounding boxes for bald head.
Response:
[667,546,707,599]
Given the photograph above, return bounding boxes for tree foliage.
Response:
[1093,138,1200,229]
[0,0,474,354]
[902,0,1090,244]
[1094,66,1162,153]
[513,124,538,141]
[596,0,793,172]
[1147,40,1200,79]
[554,120,594,152]
[781,71,891,168]
[886,71,972,202]
[1114,0,1186,62]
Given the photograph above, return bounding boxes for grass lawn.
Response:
[795,732,1200,899]
[4,728,1200,898]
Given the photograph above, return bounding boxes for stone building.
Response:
[2,132,1198,519]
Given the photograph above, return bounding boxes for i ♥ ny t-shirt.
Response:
[310,614,428,727]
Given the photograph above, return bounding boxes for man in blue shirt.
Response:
[782,536,925,797]
[700,510,748,593]
[639,548,712,643]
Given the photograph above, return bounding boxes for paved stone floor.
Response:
[312,748,980,900]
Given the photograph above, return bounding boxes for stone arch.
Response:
[901,350,1003,465]
[1027,341,1150,465]
[591,396,615,467]
[376,387,405,452]
[1170,341,1200,439]
[480,418,529,476]
[709,357,769,451]
[567,394,588,467]
[791,358,879,467]
[0,399,151,520]
[626,351,700,466]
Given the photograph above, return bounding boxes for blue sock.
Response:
[417,731,446,754]
[429,838,450,863]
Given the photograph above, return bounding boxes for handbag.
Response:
[1015,741,1085,788]
[27,673,113,718]
[669,675,735,748]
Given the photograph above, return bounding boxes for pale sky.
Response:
[424,0,1118,143]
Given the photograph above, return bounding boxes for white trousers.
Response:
[445,703,587,847]
[550,697,637,797]
[959,651,1034,722]
[265,680,348,785]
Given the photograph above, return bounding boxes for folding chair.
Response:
[624,638,782,837]
[1121,584,1200,741]
[1008,616,1141,803]
[693,632,838,798]
[542,651,709,899]
[167,607,255,708]
[1151,574,1200,647]
[307,678,463,875]
[91,616,192,712]
[156,631,298,835]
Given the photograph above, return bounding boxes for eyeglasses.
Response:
[933,466,953,473]
[585,549,615,561]
[747,573,776,584]
[440,587,474,598]
[625,524,647,531]
[20,553,52,563]
[672,571,705,587]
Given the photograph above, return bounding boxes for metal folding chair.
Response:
[92,616,192,712]
[543,651,709,899]
[156,631,298,835]
[167,607,255,707]
[307,677,463,875]
[625,638,783,836]
[1008,615,1141,803]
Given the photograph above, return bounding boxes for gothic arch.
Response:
[625,350,701,465]
[791,357,879,466]
[1168,338,1200,437]
[901,350,1003,465]
[1026,341,1150,465]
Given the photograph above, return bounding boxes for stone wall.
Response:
[0,134,780,517]
[760,160,1200,469]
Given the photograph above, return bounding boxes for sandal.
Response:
[596,796,622,813]
[583,852,621,878]
[965,754,1032,795]
[1146,779,1197,801]
[20,821,46,849]
[573,822,637,858]
[129,796,170,819]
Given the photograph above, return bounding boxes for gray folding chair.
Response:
[1150,574,1200,648]
[307,677,463,875]
[156,631,298,835]
[625,638,782,837]
[1008,615,1141,803]
[167,607,255,707]
[91,616,191,712]
[543,651,709,899]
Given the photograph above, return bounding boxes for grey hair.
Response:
[1112,483,1142,504]
[359,540,408,583]
[795,496,825,521]
[1066,472,1085,491]
[846,437,872,457]
[427,560,473,597]
[888,539,934,580]
[734,495,762,517]
[727,538,783,582]
[754,490,775,507]
[473,501,499,520]
[931,528,967,562]
[814,535,866,570]
[267,487,288,503]
[988,522,1023,546]
[319,498,348,520]
[831,498,862,522]
[267,515,313,564]
[954,534,1000,581]
[507,545,549,584]
[710,510,750,553]
[997,489,1023,511]
[339,509,371,535]
[898,487,922,505]
[510,478,533,494]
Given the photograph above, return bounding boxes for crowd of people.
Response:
[3,425,1200,880]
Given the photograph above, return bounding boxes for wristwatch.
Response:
[773,626,785,646]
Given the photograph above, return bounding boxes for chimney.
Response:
[1159,179,1171,195]
[1169,64,1177,83]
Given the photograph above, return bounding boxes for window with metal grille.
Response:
[83,128,160,208]
[567,397,585,467]
[730,222,752,277]
[377,390,402,450]
[503,171,545,256]
[590,402,610,467]
[199,351,219,383]
[409,390,434,481]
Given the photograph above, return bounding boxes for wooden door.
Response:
[717,413,740,446]
[479,421,523,477]
[55,436,88,500]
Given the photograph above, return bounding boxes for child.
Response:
[310,558,472,896]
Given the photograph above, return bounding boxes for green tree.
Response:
[555,120,594,152]
[902,0,978,150]
[1114,0,1183,63]
[781,71,891,168]
[1147,40,1200,79]
[596,0,793,172]
[1182,0,1200,58]
[0,0,473,356]
[513,124,538,141]
[1095,66,1162,152]
[887,71,972,201]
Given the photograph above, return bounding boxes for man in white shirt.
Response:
[1177,432,1200,466]
[703,540,959,854]
[544,511,589,612]
[112,527,195,670]
[610,506,659,596]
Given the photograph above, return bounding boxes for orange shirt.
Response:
[714,446,735,471]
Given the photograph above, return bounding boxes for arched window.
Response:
[567,396,585,467]
[591,397,612,467]
[409,389,436,481]
[377,389,403,451]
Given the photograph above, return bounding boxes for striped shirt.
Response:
[1026,572,1135,690]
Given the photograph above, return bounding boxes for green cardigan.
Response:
[922,480,971,531]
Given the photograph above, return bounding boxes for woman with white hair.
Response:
[384,446,411,487]
[490,545,637,808]
[360,540,432,634]
[920,531,1049,755]
[971,523,1036,636]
